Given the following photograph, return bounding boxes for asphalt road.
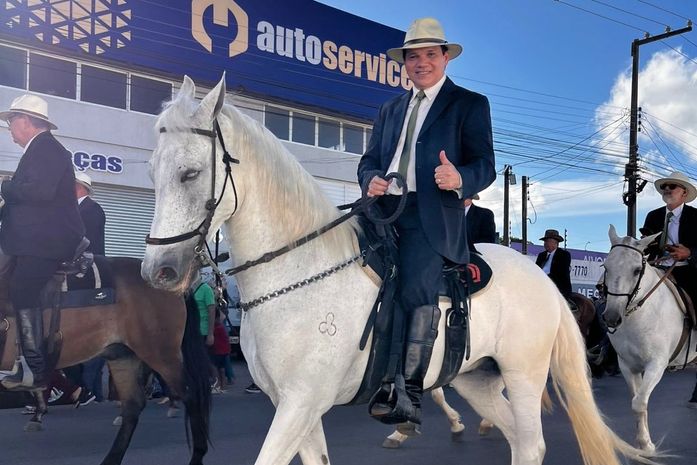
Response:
[0,362,695,465]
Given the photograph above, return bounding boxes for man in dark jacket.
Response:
[465,195,496,245]
[641,171,697,308]
[535,229,572,298]
[75,171,106,255]
[0,94,85,390]
[358,18,495,429]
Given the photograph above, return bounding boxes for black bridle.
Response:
[604,243,647,316]
[145,120,240,254]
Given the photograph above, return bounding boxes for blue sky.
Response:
[318,0,697,252]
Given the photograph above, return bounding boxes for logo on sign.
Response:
[192,0,248,58]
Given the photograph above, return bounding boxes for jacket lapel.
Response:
[418,77,456,137]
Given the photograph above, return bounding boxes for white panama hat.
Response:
[74,170,94,195]
[387,18,462,63]
[654,171,697,203]
[0,94,57,130]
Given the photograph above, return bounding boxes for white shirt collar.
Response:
[667,203,683,218]
[412,74,447,103]
[77,195,88,205]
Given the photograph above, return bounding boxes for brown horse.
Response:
[0,257,211,465]
[568,292,596,340]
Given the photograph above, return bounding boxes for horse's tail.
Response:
[549,298,659,465]
[181,293,212,450]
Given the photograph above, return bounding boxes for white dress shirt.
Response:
[386,75,447,194]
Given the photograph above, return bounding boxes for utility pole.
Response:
[522,176,528,255]
[624,22,692,237]
[502,165,514,246]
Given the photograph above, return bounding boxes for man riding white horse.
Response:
[357,18,495,430]
[640,170,697,406]
[0,95,85,390]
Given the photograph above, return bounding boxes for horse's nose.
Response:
[603,311,622,329]
[156,266,179,283]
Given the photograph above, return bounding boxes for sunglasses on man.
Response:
[660,183,684,191]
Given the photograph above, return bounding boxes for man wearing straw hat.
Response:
[0,94,85,390]
[642,171,697,308]
[641,171,697,407]
[358,17,495,430]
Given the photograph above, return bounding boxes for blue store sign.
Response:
[0,0,409,120]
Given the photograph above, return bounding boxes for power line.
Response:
[554,0,649,33]
[635,0,692,22]
[589,0,668,28]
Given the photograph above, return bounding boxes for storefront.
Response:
[0,0,408,257]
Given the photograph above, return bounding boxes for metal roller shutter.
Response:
[91,184,155,258]
[316,178,362,206]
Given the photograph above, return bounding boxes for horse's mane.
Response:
[157,91,358,256]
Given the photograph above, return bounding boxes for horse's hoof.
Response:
[451,430,465,442]
[112,415,122,426]
[24,421,42,432]
[478,424,493,436]
[381,438,401,449]
[167,407,180,418]
[687,401,697,409]
[396,421,421,437]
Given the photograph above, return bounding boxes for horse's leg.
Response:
[99,357,148,465]
[629,362,664,452]
[24,390,47,432]
[430,387,465,440]
[297,418,330,465]
[451,372,515,441]
[255,401,325,465]
[498,368,548,465]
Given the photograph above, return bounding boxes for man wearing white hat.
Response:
[75,171,106,256]
[642,171,697,304]
[0,94,85,390]
[358,18,495,429]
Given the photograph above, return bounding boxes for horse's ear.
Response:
[638,232,661,251]
[177,75,196,101]
[608,224,620,245]
[195,73,226,122]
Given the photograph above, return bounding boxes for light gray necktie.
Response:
[397,91,426,183]
[659,211,674,250]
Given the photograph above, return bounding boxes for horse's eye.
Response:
[633,268,641,276]
[181,169,199,182]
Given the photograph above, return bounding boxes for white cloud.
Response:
[596,48,697,178]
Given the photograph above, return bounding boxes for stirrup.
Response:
[368,377,420,425]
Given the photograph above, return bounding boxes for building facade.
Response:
[0,0,410,257]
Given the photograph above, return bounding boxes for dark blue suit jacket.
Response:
[357,77,496,263]
[79,196,106,255]
[0,131,84,259]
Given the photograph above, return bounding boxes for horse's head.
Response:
[142,75,235,292]
[602,224,660,328]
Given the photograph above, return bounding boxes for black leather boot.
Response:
[398,304,441,434]
[1,308,46,390]
[369,305,440,432]
[689,377,697,405]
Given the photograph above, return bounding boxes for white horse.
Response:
[604,224,697,451]
[140,76,655,465]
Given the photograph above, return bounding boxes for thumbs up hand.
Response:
[434,150,462,191]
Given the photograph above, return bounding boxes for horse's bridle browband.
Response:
[145,120,240,250]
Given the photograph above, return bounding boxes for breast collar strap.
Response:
[145,119,240,247]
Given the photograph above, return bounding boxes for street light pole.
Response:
[624,23,692,238]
